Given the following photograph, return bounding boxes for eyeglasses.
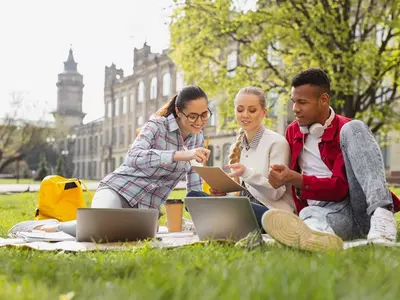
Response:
[180,108,212,123]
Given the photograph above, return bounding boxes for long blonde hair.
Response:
[228,87,266,165]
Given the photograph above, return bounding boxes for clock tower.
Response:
[53,47,86,131]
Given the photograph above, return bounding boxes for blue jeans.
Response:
[300,120,394,240]
[186,191,268,232]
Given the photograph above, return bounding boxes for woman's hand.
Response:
[225,163,246,177]
[209,188,227,196]
[174,147,211,163]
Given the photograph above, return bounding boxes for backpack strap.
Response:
[48,178,94,202]
[78,180,93,202]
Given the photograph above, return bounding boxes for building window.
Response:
[105,130,109,146]
[120,126,125,145]
[94,136,98,154]
[93,162,97,179]
[128,126,132,144]
[138,81,145,103]
[88,162,92,179]
[267,91,279,117]
[122,96,127,115]
[137,116,144,126]
[119,157,124,166]
[82,162,85,178]
[82,138,86,155]
[111,158,116,171]
[162,72,171,97]
[206,145,214,166]
[130,93,134,112]
[176,71,184,92]
[222,143,232,172]
[227,51,238,76]
[112,127,117,146]
[150,77,157,100]
[76,139,80,155]
[89,137,93,153]
[115,98,119,116]
[376,134,390,169]
[209,100,217,126]
[107,102,112,118]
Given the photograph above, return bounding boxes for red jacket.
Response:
[285,114,400,214]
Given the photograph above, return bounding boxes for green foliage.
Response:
[0,93,51,173]
[22,167,30,179]
[55,154,65,177]
[170,0,400,133]
[34,153,48,181]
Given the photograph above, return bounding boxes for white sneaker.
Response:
[261,209,344,252]
[8,219,60,238]
[367,207,397,243]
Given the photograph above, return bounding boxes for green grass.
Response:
[0,178,99,184]
[0,178,40,184]
[0,188,400,299]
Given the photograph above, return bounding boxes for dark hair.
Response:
[156,85,208,117]
[291,68,331,95]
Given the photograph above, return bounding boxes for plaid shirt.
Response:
[101,114,204,209]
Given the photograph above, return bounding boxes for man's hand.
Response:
[225,163,246,178]
[268,164,303,189]
[209,188,227,196]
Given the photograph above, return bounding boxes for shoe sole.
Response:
[261,210,344,252]
[8,219,59,237]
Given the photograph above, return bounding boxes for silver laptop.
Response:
[184,196,260,241]
[76,208,158,243]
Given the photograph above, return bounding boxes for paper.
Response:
[191,166,245,193]
[15,231,76,242]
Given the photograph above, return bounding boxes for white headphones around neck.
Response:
[299,107,335,138]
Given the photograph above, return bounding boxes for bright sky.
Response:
[0,0,173,123]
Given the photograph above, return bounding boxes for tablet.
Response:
[191,166,245,193]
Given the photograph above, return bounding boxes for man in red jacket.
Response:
[262,68,399,251]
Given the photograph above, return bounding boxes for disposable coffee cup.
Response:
[165,199,184,232]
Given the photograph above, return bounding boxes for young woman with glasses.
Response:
[11,86,212,237]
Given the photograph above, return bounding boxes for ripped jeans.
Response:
[300,120,393,240]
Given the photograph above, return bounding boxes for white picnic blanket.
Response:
[0,232,400,252]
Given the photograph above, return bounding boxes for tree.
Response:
[170,0,400,133]
[35,153,49,181]
[25,145,58,174]
[0,93,51,173]
[22,167,30,179]
[55,154,65,177]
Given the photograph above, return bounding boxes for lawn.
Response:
[0,178,40,184]
[0,178,99,184]
[0,188,400,300]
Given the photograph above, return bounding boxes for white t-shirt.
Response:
[298,134,332,206]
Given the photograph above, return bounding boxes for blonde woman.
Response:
[188,87,295,228]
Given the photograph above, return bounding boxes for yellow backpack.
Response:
[35,175,92,222]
